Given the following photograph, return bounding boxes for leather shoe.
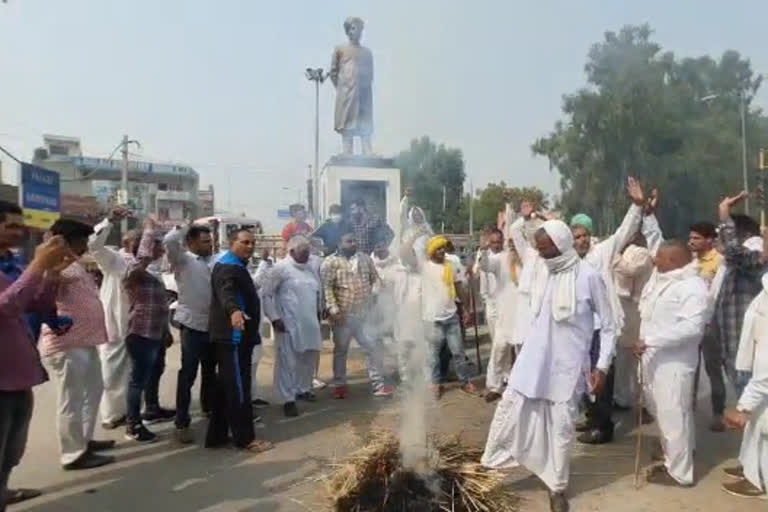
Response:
[63,452,115,471]
[548,490,569,512]
[283,402,300,417]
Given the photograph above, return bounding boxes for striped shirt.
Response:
[40,261,108,356]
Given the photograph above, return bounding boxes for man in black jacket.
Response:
[205,229,273,453]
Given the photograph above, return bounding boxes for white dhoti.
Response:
[485,299,513,393]
[43,347,104,465]
[98,338,130,423]
[739,405,768,492]
[643,359,696,485]
[482,388,578,492]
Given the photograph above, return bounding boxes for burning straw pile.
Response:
[325,432,518,512]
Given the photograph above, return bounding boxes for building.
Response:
[32,135,200,223]
[198,185,215,217]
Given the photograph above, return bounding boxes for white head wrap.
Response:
[541,220,575,255]
[287,234,310,251]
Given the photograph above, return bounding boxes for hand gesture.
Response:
[632,341,647,358]
[589,369,607,396]
[109,206,131,223]
[144,214,160,231]
[644,188,659,215]
[724,408,749,431]
[31,236,77,272]
[627,177,645,206]
[719,191,748,221]
[520,200,535,218]
[230,310,250,330]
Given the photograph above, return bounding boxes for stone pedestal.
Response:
[319,155,401,241]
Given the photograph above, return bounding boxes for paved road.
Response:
[7,335,766,511]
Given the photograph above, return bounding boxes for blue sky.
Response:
[1,0,767,230]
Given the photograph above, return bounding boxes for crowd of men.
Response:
[1,178,767,511]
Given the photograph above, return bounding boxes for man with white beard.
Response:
[482,220,616,512]
[722,273,768,499]
[476,227,520,403]
[260,235,323,417]
[88,207,137,430]
[634,240,708,487]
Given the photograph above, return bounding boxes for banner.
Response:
[19,163,60,229]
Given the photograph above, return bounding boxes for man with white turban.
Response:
[634,240,708,487]
[260,235,323,417]
[482,220,616,512]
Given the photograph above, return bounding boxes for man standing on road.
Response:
[635,240,708,487]
[569,177,646,445]
[206,229,273,454]
[261,235,323,417]
[0,204,74,511]
[122,218,171,443]
[164,223,216,444]
[88,207,137,430]
[687,222,727,431]
[321,230,392,399]
[40,220,116,470]
[482,220,616,512]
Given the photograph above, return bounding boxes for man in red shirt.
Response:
[281,204,312,244]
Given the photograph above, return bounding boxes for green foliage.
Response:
[533,24,768,236]
[471,183,548,231]
[396,136,467,232]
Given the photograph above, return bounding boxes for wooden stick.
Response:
[469,284,482,372]
[634,360,644,489]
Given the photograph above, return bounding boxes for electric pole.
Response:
[305,67,326,219]
[121,134,129,233]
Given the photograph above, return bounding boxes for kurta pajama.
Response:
[88,218,133,424]
[261,258,322,403]
[482,260,616,492]
[639,267,708,486]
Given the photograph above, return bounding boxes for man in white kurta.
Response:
[477,228,520,402]
[88,208,136,429]
[722,273,768,498]
[636,242,708,487]
[260,236,323,417]
[482,220,616,512]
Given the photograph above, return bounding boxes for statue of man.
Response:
[330,17,374,156]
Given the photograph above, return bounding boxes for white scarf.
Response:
[736,273,768,372]
[639,262,699,322]
[520,220,581,321]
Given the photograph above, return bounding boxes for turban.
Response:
[569,213,594,234]
[426,235,450,258]
[541,220,575,255]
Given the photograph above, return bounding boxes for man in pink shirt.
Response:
[40,219,115,470]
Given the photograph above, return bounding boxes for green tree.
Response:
[533,24,767,236]
[396,136,467,232]
[471,182,548,231]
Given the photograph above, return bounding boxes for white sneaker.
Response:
[312,378,327,390]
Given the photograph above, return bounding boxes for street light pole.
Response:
[305,68,326,220]
[740,92,749,215]
[120,135,129,233]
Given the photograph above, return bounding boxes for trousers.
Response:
[206,340,256,448]
[332,315,385,390]
[273,332,318,403]
[0,390,33,512]
[43,347,104,465]
[175,326,216,428]
[98,337,130,424]
[429,314,471,384]
[584,330,615,434]
[125,335,163,426]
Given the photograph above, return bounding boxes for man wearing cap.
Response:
[568,177,647,445]
[482,219,616,512]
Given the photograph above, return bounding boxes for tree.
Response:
[533,24,768,236]
[396,136,467,232]
[471,182,548,232]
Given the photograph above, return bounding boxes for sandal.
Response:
[461,382,480,395]
[244,439,274,454]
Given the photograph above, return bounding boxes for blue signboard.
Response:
[20,163,60,229]
[277,208,292,219]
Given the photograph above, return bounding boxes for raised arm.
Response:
[613,246,653,279]
[88,217,123,273]
[163,225,189,269]
[719,192,765,269]
[598,178,645,260]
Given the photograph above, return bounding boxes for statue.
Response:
[330,17,374,156]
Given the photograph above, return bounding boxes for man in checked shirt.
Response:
[321,228,393,399]
[122,217,170,443]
